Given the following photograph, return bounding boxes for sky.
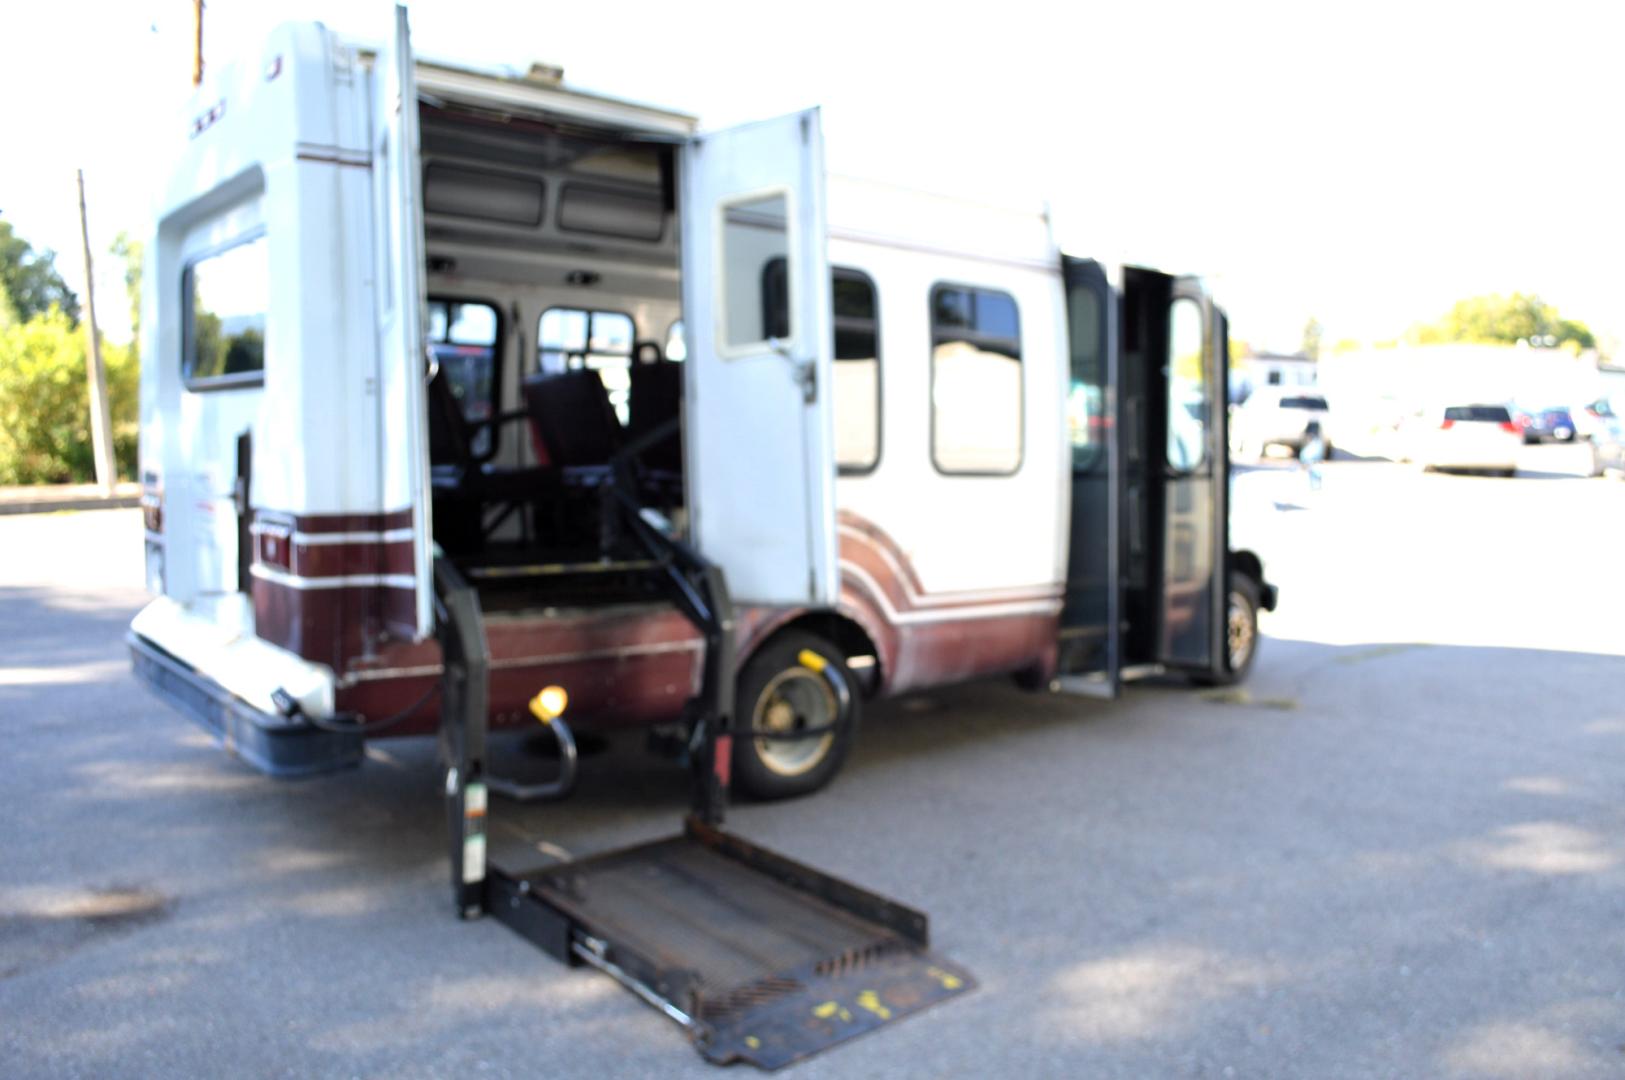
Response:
[4,0,1621,353]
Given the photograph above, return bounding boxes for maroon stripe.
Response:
[288,540,416,578]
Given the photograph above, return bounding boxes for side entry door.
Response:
[679,110,837,606]
[1157,280,1223,669]
[1057,257,1120,689]
[372,4,434,639]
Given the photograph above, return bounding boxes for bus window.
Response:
[427,299,500,458]
[539,308,636,424]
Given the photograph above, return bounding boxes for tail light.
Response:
[1499,421,1519,434]
[1439,419,1454,430]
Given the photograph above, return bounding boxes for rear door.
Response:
[679,110,837,606]
[1158,279,1223,670]
[372,4,434,638]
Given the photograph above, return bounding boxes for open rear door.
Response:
[372,4,433,639]
[679,110,837,606]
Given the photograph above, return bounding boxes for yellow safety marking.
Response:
[856,990,891,1020]
[812,1001,839,1019]
[927,966,964,990]
[797,649,827,673]
[745,1036,761,1050]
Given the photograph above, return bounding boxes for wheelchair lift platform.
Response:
[435,544,973,1070]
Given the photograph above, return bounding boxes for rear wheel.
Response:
[732,631,859,800]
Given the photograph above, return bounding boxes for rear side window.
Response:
[183,234,268,390]
[930,284,1022,474]
[1280,396,1329,410]
[539,308,636,424]
[428,300,501,457]
[832,269,881,474]
[1444,405,1511,422]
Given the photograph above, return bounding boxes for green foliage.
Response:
[0,217,81,325]
[1301,317,1323,361]
[0,308,138,484]
[1407,293,1595,352]
[1228,336,1252,368]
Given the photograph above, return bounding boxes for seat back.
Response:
[427,368,473,468]
[522,370,621,467]
[628,361,684,472]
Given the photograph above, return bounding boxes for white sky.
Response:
[4,0,1621,353]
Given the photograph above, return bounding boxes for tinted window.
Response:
[1065,282,1105,471]
[930,285,1022,474]
[428,300,501,457]
[1280,396,1329,410]
[183,235,268,388]
[833,269,880,473]
[539,308,636,424]
[1444,405,1512,423]
[721,193,790,351]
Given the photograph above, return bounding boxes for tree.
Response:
[0,308,137,484]
[1407,293,1595,352]
[1301,317,1323,361]
[0,217,81,324]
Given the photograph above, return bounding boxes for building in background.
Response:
[1233,351,1316,404]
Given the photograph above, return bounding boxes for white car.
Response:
[1231,387,1331,458]
[1408,403,1521,476]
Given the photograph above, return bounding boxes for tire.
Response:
[1193,572,1261,687]
[732,631,859,800]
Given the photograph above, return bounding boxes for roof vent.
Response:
[524,62,564,86]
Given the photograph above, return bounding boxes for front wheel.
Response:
[1193,572,1261,687]
[732,631,859,800]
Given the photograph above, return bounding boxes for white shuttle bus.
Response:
[130,13,1277,805]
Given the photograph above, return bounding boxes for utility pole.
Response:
[193,0,204,87]
[76,169,117,495]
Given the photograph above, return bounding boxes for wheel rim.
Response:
[1226,590,1255,672]
[751,667,838,777]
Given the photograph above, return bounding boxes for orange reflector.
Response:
[797,649,827,673]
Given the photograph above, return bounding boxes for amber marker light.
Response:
[529,686,569,724]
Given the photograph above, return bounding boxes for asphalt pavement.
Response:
[4,446,1625,1078]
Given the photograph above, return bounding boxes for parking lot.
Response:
[4,445,1625,1078]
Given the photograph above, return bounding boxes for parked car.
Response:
[1513,405,1575,444]
[1408,403,1521,475]
[1539,407,1576,442]
[1574,398,1617,443]
[1593,405,1625,479]
[1232,387,1332,459]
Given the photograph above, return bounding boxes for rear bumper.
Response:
[129,632,362,778]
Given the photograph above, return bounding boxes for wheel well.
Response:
[1229,548,1264,588]
[759,611,882,698]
